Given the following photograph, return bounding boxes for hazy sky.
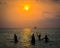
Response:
[0,0,60,28]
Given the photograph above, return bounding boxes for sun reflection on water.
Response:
[20,28,32,47]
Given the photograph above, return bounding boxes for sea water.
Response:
[0,28,60,48]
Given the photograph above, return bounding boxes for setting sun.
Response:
[24,5,30,11]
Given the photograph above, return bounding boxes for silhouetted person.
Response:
[14,34,18,43]
[37,34,41,41]
[31,34,35,45]
[44,35,49,43]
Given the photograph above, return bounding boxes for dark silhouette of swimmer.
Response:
[31,34,35,45]
[37,34,41,41]
[44,35,49,43]
[14,34,18,43]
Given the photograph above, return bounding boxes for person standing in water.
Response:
[44,35,49,43]
[37,34,41,41]
[14,34,18,43]
[31,34,35,45]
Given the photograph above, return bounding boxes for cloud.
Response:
[38,15,60,28]
[52,0,60,3]
[0,1,6,5]
[37,10,60,28]
[36,0,60,4]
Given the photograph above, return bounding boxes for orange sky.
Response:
[0,0,60,28]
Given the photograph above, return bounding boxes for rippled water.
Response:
[0,28,60,48]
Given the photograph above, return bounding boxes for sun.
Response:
[24,5,30,11]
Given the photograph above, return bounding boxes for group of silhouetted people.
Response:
[13,34,49,45]
[31,34,49,45]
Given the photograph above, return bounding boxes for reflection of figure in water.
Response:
[37,34,41,41]
[31,34,35,45]
[14,34,18,43]
[43,35,49,43]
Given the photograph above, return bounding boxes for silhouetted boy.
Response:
[14,34,18,43]
[31,34,35,45]
[44,35,49,43]
[37,34,41,41]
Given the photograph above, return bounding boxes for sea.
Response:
[0,28,60,48]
